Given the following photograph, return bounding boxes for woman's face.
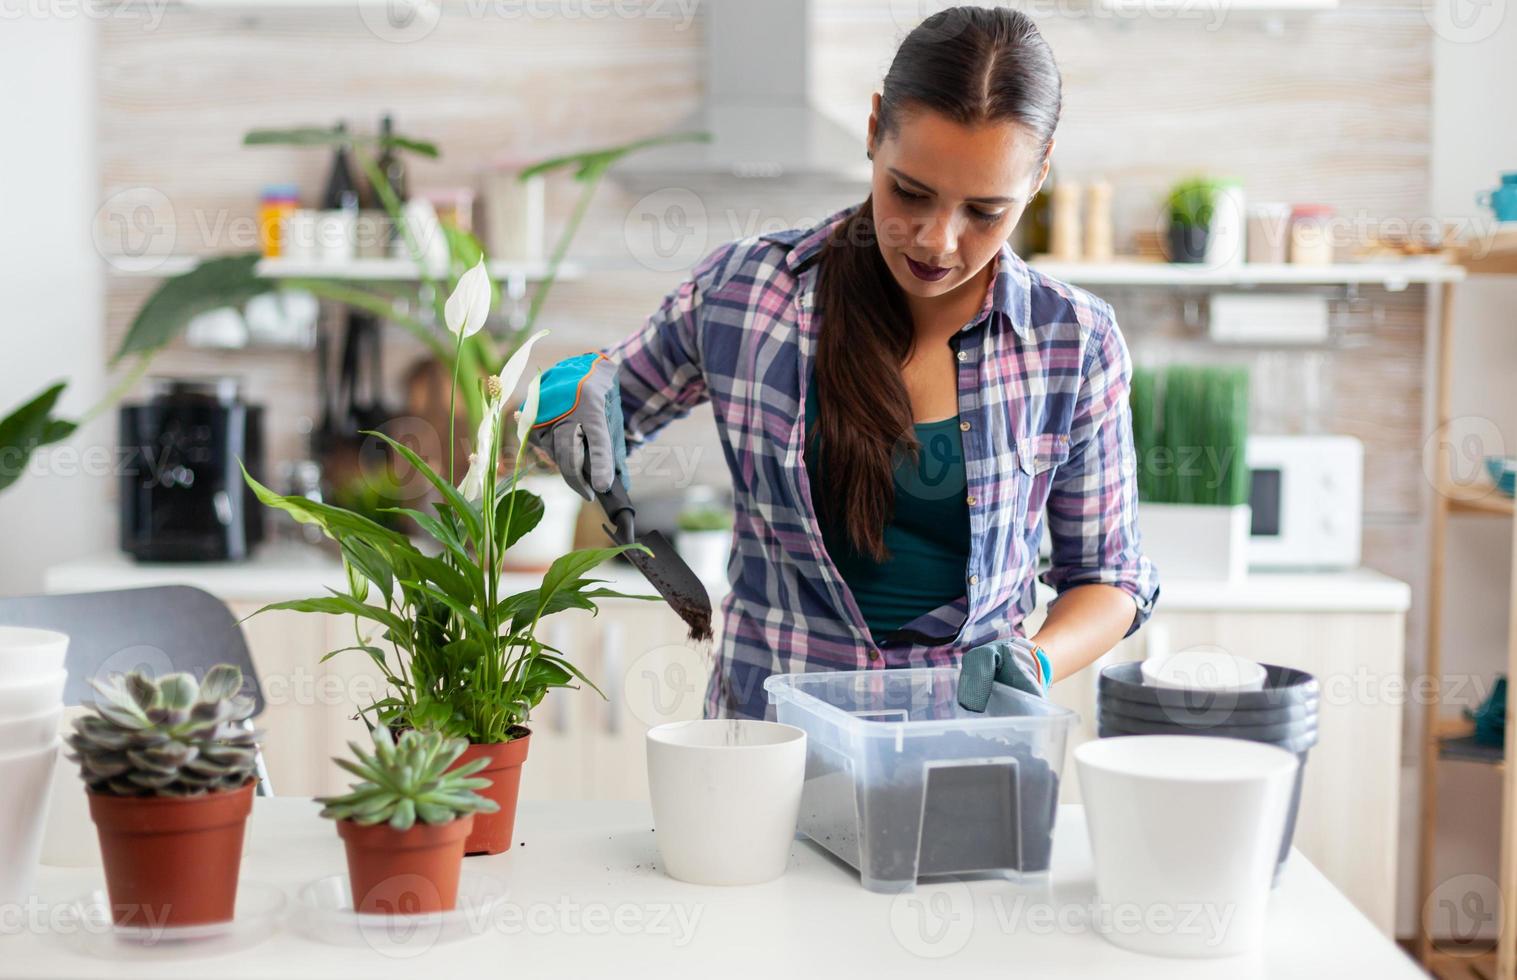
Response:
[867,98,1051,304]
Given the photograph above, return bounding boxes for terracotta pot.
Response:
[450,728,530,855]
[336,814,473,914]
[87,780,254,927]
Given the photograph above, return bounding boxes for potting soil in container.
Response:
[765,667,1075,892]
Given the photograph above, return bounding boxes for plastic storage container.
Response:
[765,667,1078,893]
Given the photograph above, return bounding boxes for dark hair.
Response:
[812,6,1063,561]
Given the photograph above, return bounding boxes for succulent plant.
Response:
[318,726,499,832]
[66,664,260,797]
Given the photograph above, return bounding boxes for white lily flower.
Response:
[458,403,501,503]
[515,371,543,450]
[496,328,549,407]
[444,257,491,338]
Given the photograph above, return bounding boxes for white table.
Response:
[9,798,1422,978]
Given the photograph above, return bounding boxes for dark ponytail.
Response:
[813,6,1063,561]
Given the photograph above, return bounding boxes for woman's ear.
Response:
[1029,139,1056,198]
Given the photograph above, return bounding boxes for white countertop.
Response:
[10,797,1420,979]
[45,546,1411,614]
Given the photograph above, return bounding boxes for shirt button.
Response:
[959,420,971,432]
[956,350,968,362]
[969,574,979,585]
[966,495,977,506]
[868,649,880,662]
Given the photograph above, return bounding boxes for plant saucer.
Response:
[62,880,285,960]
[288,870,509,953]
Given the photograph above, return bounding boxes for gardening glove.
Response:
[528,352,629,501]
[957,637,1049,712]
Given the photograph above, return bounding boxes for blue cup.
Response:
[1478,172,1517,222]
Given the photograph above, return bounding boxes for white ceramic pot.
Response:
[1138,502,1250,583]
[0,670,67,719]
[42,707,99,868]
[0,627,68,684]
[646,720,806,886]
[0,706,63,753]
[503,475,583,571]
[675,529,731,585]
[1075,735,1298,958]
[1142,650,1266,693]
[0,739,61,904]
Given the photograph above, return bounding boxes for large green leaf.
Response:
[494,488,545,555]
[519,131,709,182]
[535,545,646,620]
[115,254,268,362]
[360,429,483,544]
[252,593,410,639]
[241,461,414,551]
[0,383,78,493]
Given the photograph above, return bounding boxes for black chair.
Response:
[0,585,274,795]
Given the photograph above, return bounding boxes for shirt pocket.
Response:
[1016,433,1072,526]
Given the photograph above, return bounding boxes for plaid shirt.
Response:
[609,208,1160,719]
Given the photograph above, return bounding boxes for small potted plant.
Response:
[1131,364,1251,581]
[245,261,651,855]
[65,665,261,926]
[319,726,497,914]
[674,491,733,585]
[1165,176,1221,263]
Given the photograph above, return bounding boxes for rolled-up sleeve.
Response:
[1038,302,1160,636]
[606,243,738,447]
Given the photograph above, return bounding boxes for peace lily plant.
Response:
[244,263,651,853]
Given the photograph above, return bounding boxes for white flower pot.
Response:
[1138,502,1250,582]
[646,720,806,885]
[675,529,731,585]
[0,739,61,904]
[0,627,68,685]
[503,475,583,571]
[0,670,67,719]
[1075,735,1298,958]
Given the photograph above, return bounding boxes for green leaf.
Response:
[243,127,438,159]
[519,131,710,182]
[360,429,483,544]
[0,382,78,494]
[115,254,268,362]
[241,461,415,551]
[156,673,198,711]
[495,488,545,555]
[254,593,410,638]
[198,665,242,702]
[534,545,646,620]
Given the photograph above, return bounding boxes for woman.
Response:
[532,5,1159,719]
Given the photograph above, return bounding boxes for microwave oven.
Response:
[1246,434,1363,571]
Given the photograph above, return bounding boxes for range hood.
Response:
[615,0,871,185]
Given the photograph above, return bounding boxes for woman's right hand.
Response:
[527,353,628,501]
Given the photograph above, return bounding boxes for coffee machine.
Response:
[119,378,265,562]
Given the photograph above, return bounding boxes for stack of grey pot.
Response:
[1096,661,1319,884]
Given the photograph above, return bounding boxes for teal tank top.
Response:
[802,373,972,637]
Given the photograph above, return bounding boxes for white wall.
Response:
[1396,0,1517,940]
[0,17,109,595]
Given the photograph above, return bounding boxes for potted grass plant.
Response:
[1165,177,1222,264]
[1131,364,1252,582]
[65,665,261,926]
[243,263,651,854]
[319,726,497,913]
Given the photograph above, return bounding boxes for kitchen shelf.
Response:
[1418,254,1517,979]
[105,255,582,283]
[1028,259,1465,290]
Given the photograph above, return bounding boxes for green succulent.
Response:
[318,726,499,832]
[66,664,260,797]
